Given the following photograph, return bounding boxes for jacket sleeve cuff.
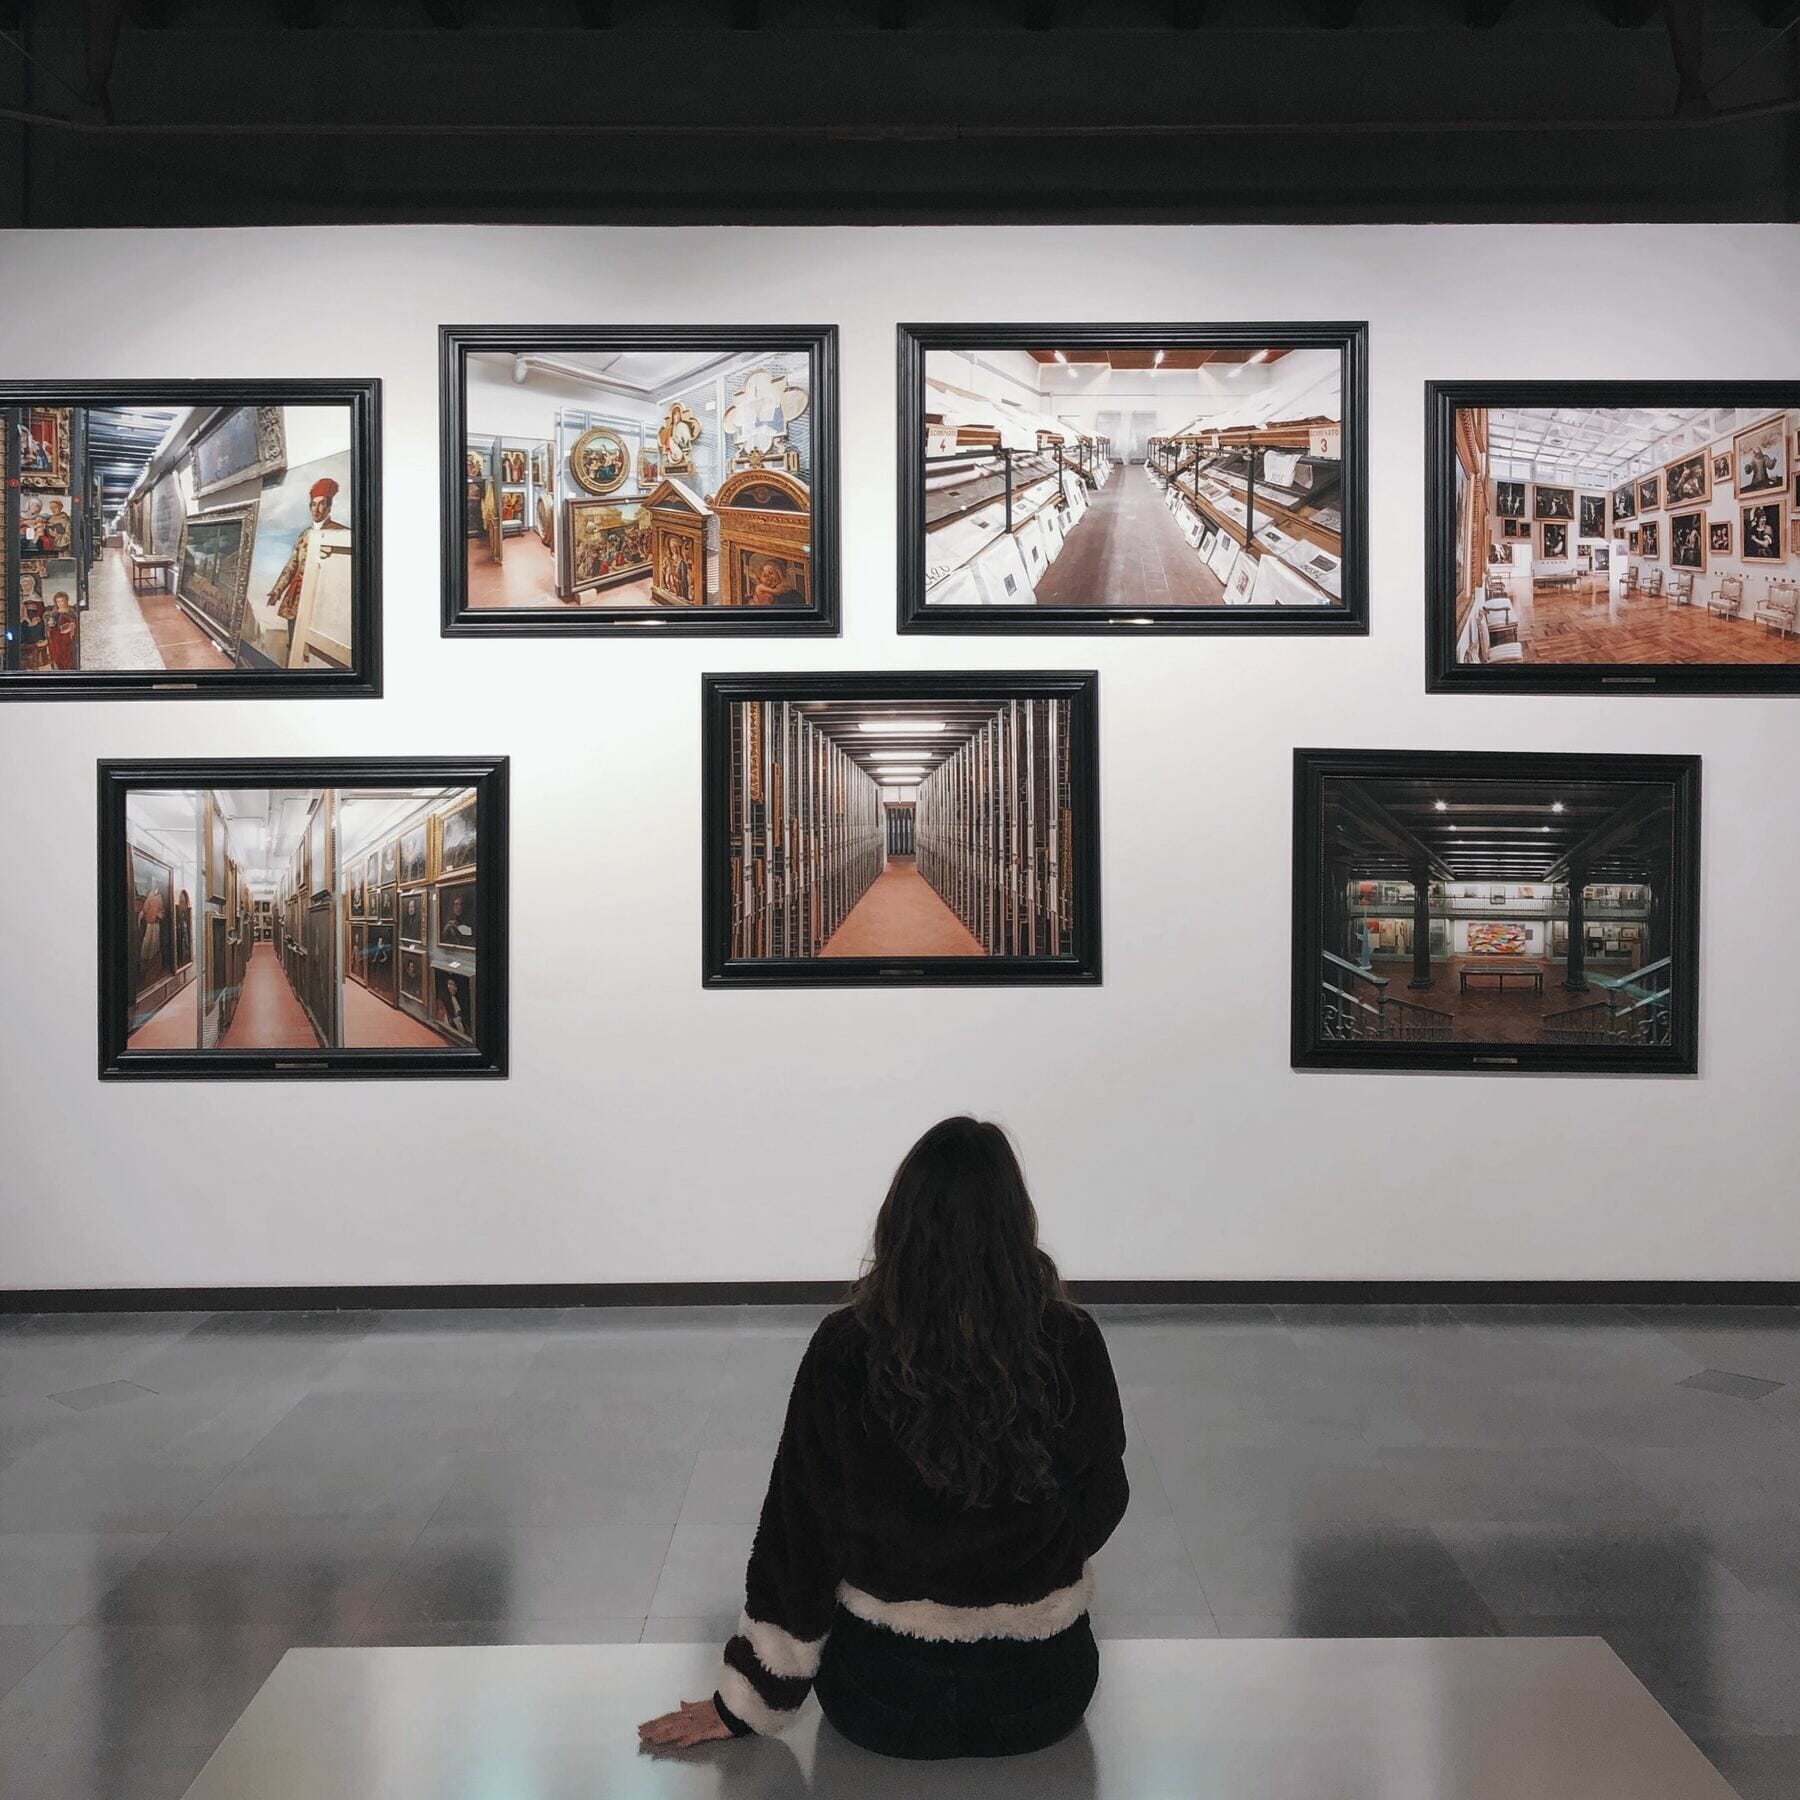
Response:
[713,1690,754,1738]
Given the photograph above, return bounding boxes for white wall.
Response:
[2,223,1797,1290]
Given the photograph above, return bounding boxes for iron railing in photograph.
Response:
[1542,957,1674,1047]
[1319,950,1453,1044]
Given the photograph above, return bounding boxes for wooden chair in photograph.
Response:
[1665,571,1693,608]
[1620,564,1640,600]
[1705,574,1744,621]
[1752,576,1799,638]
[1475,606,1524,666]
[1642,568,1665,599]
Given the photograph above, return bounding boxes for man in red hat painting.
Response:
[265,475,344,623]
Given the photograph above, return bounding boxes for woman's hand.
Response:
[637,1696,735,1752]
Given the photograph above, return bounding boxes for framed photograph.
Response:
[897,322,1368,636]
[1,380,380,700]
[1291,748,1700,1076]
[1577,493,1607,540]
[1532,484,1574,521]
[1669,509,1706,573]
[1742,501,1783,562]
[398,886,426,947]
[98,757,508,1079]
[1636,474,1661,514]
[702,670,1101,988]
[440,325,838,637]
[1428,383,1800,692]
[435,790,478,877]
[1734,413,1788,497]
[398,822,428,886]
[434,876,478,954]
[1663,448,1711,508]
[1493,479,1526,519]
[1538,521,1569,561]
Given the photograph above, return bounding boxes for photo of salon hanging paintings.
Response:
[443,328,836,634]
[101,760,507,1079]
[899,324,1366,634]
[1431,383,1800,693]
[1,387,377,696]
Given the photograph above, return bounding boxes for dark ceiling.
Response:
[2,2,1797,226]
[1327,776,1674,882]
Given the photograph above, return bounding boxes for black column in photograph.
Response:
[1408,861,1434,990]
[1564,868,1588,994]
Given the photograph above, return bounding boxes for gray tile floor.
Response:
[2,1302,1797,1800]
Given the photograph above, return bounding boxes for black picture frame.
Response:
[1,380,381,701]
[702,670,1101,988]
[896,321,1368,636]
[439,325,839,638]
[1290,748,1701,1077]
[1427,380,1800,694]
[99,757,508,1079]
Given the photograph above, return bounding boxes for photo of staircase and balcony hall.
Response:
[1313,765,1685,1057]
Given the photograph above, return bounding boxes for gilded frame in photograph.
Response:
[439,325,839,638]
[189,404,288,499]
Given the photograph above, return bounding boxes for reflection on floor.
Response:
[219,943,322,1051]
[125,978,198,1050]
[1034,465,1227,608]
[84,547,231,672]
[1514,580,1800,665]
[819,856,985,957]
[0,1303,1794,1798]
[465,532,558,609]
[343,978,451,1049]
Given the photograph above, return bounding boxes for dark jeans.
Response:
[813,1603,1099,1761]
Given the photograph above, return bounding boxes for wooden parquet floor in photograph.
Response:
[1516,580,1800,664]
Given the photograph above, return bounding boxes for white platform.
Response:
[179,1637,1738,1799]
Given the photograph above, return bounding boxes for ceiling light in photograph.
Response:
[859,720,944,734]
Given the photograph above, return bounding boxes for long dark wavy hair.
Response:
[849,1117,1077,1509]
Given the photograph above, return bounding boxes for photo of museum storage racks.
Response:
[727,696,1076,961]
[124,785,478,1053]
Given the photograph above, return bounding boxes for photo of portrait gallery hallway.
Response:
[728,695,1076,962]
[1318,773,1678,1050]
[124,786,479,1055]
